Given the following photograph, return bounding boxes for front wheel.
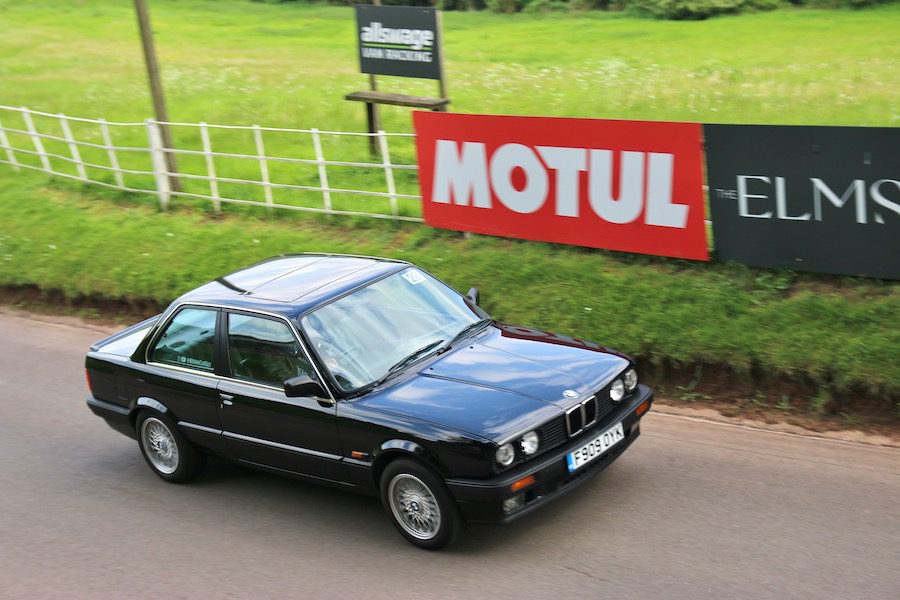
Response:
[380,458,461,550]
[136,410,205,483]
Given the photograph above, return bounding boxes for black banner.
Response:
[706,124,900,280]
[355,5,441,81]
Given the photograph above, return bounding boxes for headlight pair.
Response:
[610,368,638,402]
[495,430,540,467]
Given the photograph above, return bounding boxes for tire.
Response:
[136,410,206,483]
[380,458,461,550]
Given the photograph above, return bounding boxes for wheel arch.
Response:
[371,439,449,487]
[130,396,174,425]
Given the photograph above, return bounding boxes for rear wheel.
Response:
[380,458,461,550]
[136,410,205,483]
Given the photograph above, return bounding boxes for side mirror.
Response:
[466,287,480,306]
[284,375,326,398]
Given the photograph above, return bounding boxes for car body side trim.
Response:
[178,421,223,435]
[222,431,343,461]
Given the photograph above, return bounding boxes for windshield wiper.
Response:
[374,339,445,387]
[439,318,492,354]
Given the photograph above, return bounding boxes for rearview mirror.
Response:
[284,375,326,398]
[466,287,480,306]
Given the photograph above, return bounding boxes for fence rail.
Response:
[0,105,424,222]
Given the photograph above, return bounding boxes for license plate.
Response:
[566,422,625,473]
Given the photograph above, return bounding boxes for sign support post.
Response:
[347,4,449,157]
[366,0,382,157]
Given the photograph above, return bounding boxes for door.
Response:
[138,305,229,455]
[216,310,346,483]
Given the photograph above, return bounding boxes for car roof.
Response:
[175,254,410,319]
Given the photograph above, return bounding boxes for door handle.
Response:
[219,393,234,406]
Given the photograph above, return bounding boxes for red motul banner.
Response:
[413,112,709,261]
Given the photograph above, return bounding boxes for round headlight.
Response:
[520,431,539,455]
[624,368,638,392]
[610,379,625,402]
[495,443,515,467]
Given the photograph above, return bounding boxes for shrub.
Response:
[629,0,781,20]
[438,0,488,10]
[789,0,896,6]
[486,0,531,12]
[524,0,570,11]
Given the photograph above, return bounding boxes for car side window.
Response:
[149,307,217,372]
[227,313,313,388]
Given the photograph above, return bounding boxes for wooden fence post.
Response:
[58,114,87,181]
[21,107,51,173]
[253,125,274,212]
[146,119,171,210]
[199,123,221,214]
[98,118,125,188]
[311,128,332,212]
[378,131,397,217]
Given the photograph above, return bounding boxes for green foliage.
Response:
[254,0,897,15]
[486,0,530,12]
[810,387,834,414]
[569,0,621,9]
[438,0,488,10]
[629,0,781,20]
[525,0,571,11]
[790,0,896,6]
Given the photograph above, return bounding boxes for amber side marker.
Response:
[511,475,536,493]
[350,451,367,459]
[636,401,651,417]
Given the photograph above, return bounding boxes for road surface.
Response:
[0,312,897,599]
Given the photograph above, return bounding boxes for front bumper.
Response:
[446,385,653,524]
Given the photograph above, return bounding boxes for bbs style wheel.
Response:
[380,458,461,550]
[136,410,205,483]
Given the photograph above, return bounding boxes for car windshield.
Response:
[300,268,488,392]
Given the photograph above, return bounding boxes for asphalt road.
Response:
[0,312,897,600]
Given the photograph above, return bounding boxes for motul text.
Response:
[413,113,708,261]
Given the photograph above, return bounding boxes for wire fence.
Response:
[0,105,424,222]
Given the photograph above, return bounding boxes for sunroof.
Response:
[219,256,326,293]
[248,257,377,302]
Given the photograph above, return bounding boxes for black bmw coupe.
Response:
[86,254,653,549]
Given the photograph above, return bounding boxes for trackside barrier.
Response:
[0,105,423,222]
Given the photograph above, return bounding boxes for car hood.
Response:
[356,324,629,443]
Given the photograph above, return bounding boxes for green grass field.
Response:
[3,1,898,128]
[2,1,898,214]
[0,1,898,420]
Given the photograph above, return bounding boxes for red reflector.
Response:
[636,400,651,417]
[511,475,535,493]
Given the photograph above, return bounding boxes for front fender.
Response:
[371,439,450,482]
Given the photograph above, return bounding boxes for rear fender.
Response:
[132,397,173,423]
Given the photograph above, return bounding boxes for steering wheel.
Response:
[313,339,359,363]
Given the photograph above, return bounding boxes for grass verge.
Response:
[1,1,897,430]
[1,173,897,431]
